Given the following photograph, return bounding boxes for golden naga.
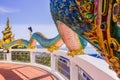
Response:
[50,0,120,77]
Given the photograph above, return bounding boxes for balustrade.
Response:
[0,49,119,80]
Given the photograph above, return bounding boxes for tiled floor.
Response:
[0,62,57,80]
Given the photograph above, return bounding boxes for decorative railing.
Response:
[0,53,6,60]
[11,51,30,62]
[51,50,119,80]
[0,49,119,80]
[34,52,51,67]
[55,55,70,80]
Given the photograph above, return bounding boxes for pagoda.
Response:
[2,18,13,44]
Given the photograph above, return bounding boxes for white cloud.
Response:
[0,6,20,13]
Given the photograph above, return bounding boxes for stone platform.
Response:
[0,62,57,80]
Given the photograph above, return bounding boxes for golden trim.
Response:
[67,48,84,57]
[102,0,109,16]
[48,45,60,53]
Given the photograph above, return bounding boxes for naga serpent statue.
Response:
[1,0,120,78]
[50,0,120,78]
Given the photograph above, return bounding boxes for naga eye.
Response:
[100,24,105,29]
[110,41,119,50]
[100,22,106,30]
[110,43,114,49]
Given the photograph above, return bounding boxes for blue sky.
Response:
[0,0,58,40]
[0,0,98,53]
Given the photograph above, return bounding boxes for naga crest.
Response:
[50,0,120,77]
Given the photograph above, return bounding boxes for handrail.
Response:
[52,50,119,80]
[0,49,119,80]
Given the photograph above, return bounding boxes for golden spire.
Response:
[7,18,10,28]
[2,18,13,44]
